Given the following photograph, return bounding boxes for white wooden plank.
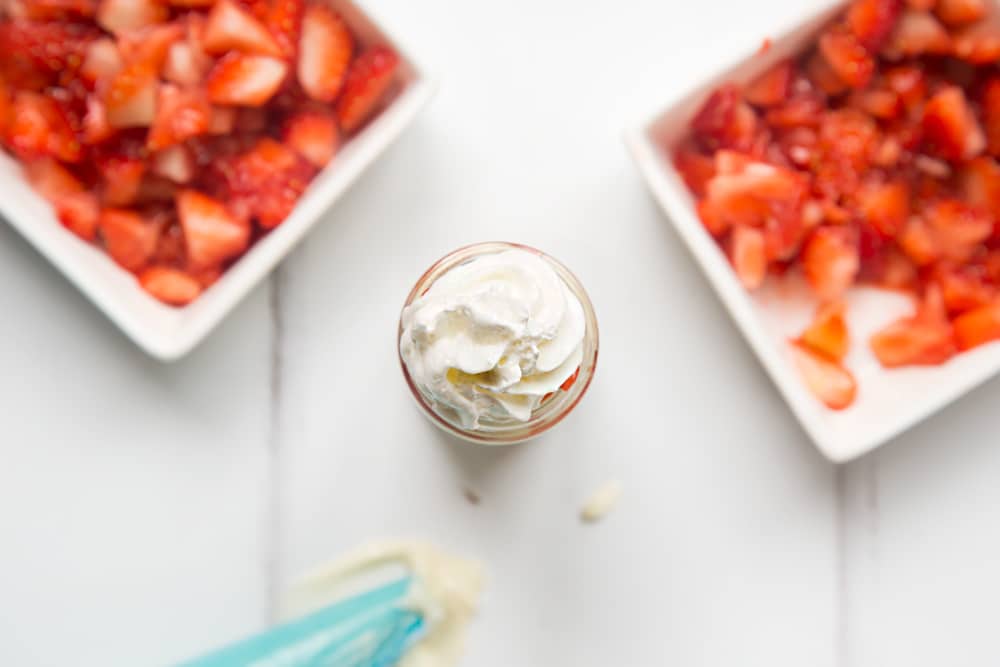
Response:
[841,376,1000,667]
[0,225,273,666]
[276,1,839,664]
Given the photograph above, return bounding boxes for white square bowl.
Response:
[0,0,435,361]
[626,0,1000,462]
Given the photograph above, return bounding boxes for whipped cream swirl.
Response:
[400,248,586,429]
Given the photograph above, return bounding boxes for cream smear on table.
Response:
[400,248,586,429]
[283,541,483,667]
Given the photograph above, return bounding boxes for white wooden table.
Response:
[2,0,1000,665]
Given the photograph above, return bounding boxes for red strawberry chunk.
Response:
[882,9,952,58]
[177,189,250,268]
[163,41,211,88]
[803,226,860,300]
[206,52,288,107]
[728,225,766,289]
[935,0,986,25]
[99,207,160,271]
[922,86,984,162]
[23,157,83,202]
[139,265,202,305]
[97,156,145,206]
[980,77,1000,156]
[207,106,237,135]
[958,156,1000,214]
[147,84,211,150]
[336,45,399,134]
[699,153,805,235]
[854,179,909,237]
[672,141,716,198]
[923,198,993,262]
[953,302,1000,350]
[744,60,794,108]
[7,91,81,162]
[847,0,904,51]
[819,25,875,89]
[952,22,1000,64]
[0,20,98,87]
[80,37,123,87]
[790,340,858,409]
[96,0,167,35]
[56,192,100,240]
[152,144,195,183]
[883,64,926,109]
[691,83,760,152]
[103,62,158,128]
[8,0,97,20]
[203,0,282,57]
[934,263,995,314]
[804,51,848,96]
[267,0,304,59]
[282,108,339,167]
[800,299,850,361]
[297,5,353,103]
[870,286,956,366]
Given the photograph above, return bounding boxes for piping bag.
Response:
[179,542,483,667]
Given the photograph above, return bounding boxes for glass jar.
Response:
[398,242,599,445]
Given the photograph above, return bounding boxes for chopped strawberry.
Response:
[266,0,304,59]
[80,37,123,87]
[81,95,114,144]
[23,157,83,203]
[7,0,97,19]
[980,77,1000,156]
[906,0,937,7]
[147,84,211,150]
[691,83,759,151]
[135,175,178,205]
[95,0,167,35]
[203,0,282,57]
[952,22,1000,64]
[847,0,904,50]
[0,20,98,87]
[790,341,858,410]
[953,302,1000,350]
[207,106,237,134]
[176,189,250,268]
[848,87,901,119]
[205,52,288,107]
[934,263,995,313]
[803,226,860,300]
[800,299,850,361]
[698,153,806,235]
[728,225,767,289]
[934,0,986,25]
[922,85,985,162]
[804,51,849,97]
[744,60,794,108]
[139,265,202,305]
[923,198,993,262]
[99,207,160,271]
[97,156,145,206]
[765,93,825,128]
[103,61,158,128]
[335,45,399,134]
[116,22,183,69]
[152,144,194,183]
[854,179,909,237]
[882,9,952,58]
[819,25,875,89]
[957,156,1000,214]
[55,192,100,240]
[870,286,956,366]
[883,64,926,109]
[282,108,338,167]
[7,91,81,162]
[209,136,314,228]
[296,5,353,102]
[163,41,210,88]
[673,141,716,197]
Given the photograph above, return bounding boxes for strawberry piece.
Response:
[698,152,806,235]
[800,299,850,361]
[147,84,211,150]
[906,0,937,7]
[163,41,211,88]
[897,215,940,265]
[177,189,250,268]
[7,91,81,162]
[958,156,1000,214]
[672,141,716,198]
[267,0,304,59]
[116,21,183,68]
[207,106,237,134]
[934,263,995,313]
[206,52,288,107]
[135,175,178,205]
[55,192,100,241]
[296,5,353,102]
[790,341,858,410]
[203,0,282,57]
[804,51,849,97]
[883,64,926,110]
[765,93,825,128]
[854,179,909,237]
[728,225,767,289]
[922,86,985,162]
[953,302,1000,350]
[210,137,314,228]
[166,0,213,6]
[882,9,951,58]
[870,287,956,366]
[952,22,1000,64]
[802,226,860,300]
[23,157,83,203]
[0,20,98,88]
[934,0,986,25]
[103,62,158,128]
[97,156,145,206]
[848,87,901,119]
[336,45,400,134]
[152,144,195,183]
[282,108,339,167]
[80,37,123,87]
[8,0,97,19]
[813,109,880,200]
[923,198,993,263]
[99,208,160,271]
[139,266,202,305]
[234,106,268,133]
[819,25,875,89]
[96,0,167,35]
[81,95,114,144]
[847,0,904,50]
[744,60,794,108]
[691,83,759,151]
[980,77,1000,156]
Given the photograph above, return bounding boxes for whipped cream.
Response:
[400,248,586,429]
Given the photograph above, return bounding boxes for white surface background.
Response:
[1,0,999,665]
